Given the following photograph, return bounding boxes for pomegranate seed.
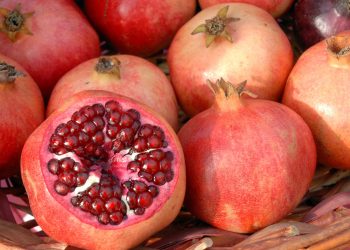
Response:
[74,147,85,156]
[55,123,69,136]
[98,212,110,225]
[92,103,105,116]
[71,111,88,125]
[119,113,133,127]
[63,135,79,150]
[73,162,87,173]
[79,196,92,212]
[138,192,153,208]
[131,120,141,132]
[106,111,121,125]
[134,207,145,215]
[92,116,105,130]
[109,212,124,225]
[112,140,124,153]
[136,153,148,163]
[126,191,137,209]
[105,197,123,213]
[76,173,89,186]
[149,149,165,160]
[153,172,166,185]
[139,124,153,137]
[118,128,134,143]
[78,131,90,144]
[60,158,75,171]
[142,159,159,174]
[153,126,165,139]
[127,109,140,120]
[133,181,147,193]
[82,121,97,135]
[54,181,70,195]
[106,125,119,139]
[47,159,59,175]
[105,100,122,112]
[58,171,77,187]
[84,143,97,155]
[133,137,147,152]
[88,184,100,198]
[67,120,80,134]
[165,170,174,182]
[138,171,153,182]
[147,135,162,148]
[81,106,96,119]
[148,186,159,197]
[50,134,63,147]
[100,186,113,200]
[71,196,80,206]
[160,159,172,172]
[127,161,140,172]
[91,198,105,215]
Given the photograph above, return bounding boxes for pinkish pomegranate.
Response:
[0,0,100,99]
[84,0,196,57]
[282,32,350,170]
[21,90,185,250]
[0,53,44,178]
[47,55,179,131]
[178,79,316,233]
[198,0,294,17]
[168,4,294,117]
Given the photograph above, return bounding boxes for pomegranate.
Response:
[0,0,100,98]
[294,0,350,49]
[168,4,294,116]
[198,0,294,17]
[84,0,196,57]
[178,79,316,233]
[21,90,185,249]
[282,32,350,170]
[47,55,179,131]
[0,53,44,178]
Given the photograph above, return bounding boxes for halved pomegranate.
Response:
[21,91,185,249]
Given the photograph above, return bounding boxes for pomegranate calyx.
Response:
[95,57,121,79]
[191,6,240,47]
[0,62,25,83]
[0,4,34,42]
[326,35,350,69]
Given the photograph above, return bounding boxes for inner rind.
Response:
[41,99,177,227]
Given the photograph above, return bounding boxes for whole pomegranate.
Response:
[84,0,196,57]
[168,4,294,116]
[178,79,316,233]
[47,55,179,131]
[198,0,294,17]
[283,32,350,170]
[21,90,185,250]
[0,54,44,178]
[0,0,100,98]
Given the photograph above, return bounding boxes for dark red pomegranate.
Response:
[198,0,294,17]
[47,55,179,131]
[168,4,294,116]
[0,0,100,98]
[0,53,44,178]
[283,32,350,170]
[178,79,316,233]
[294,0,350,49]
[84,0,196,57]
[21,90,185,249]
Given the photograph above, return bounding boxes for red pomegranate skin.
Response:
[0,0,100,98]
[198,0,294,17]
[84,0,196,57]
[0,54,44,178]
[179,88,316,233]
[282,31,350,170]
[168,3,294,116]
[47,55,179,131]
[21,90,186,250]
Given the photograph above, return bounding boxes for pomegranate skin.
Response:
[282,31,350,170]
[0,54,44,178]
[47,55,179,131]
[84,0,196,57]
[199,0,294,17]
[179,86,316,233]
[21,90,186,250]
[168,3,294,116]
[0,0,100,98]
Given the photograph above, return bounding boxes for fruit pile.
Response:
[0,0,349,249]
